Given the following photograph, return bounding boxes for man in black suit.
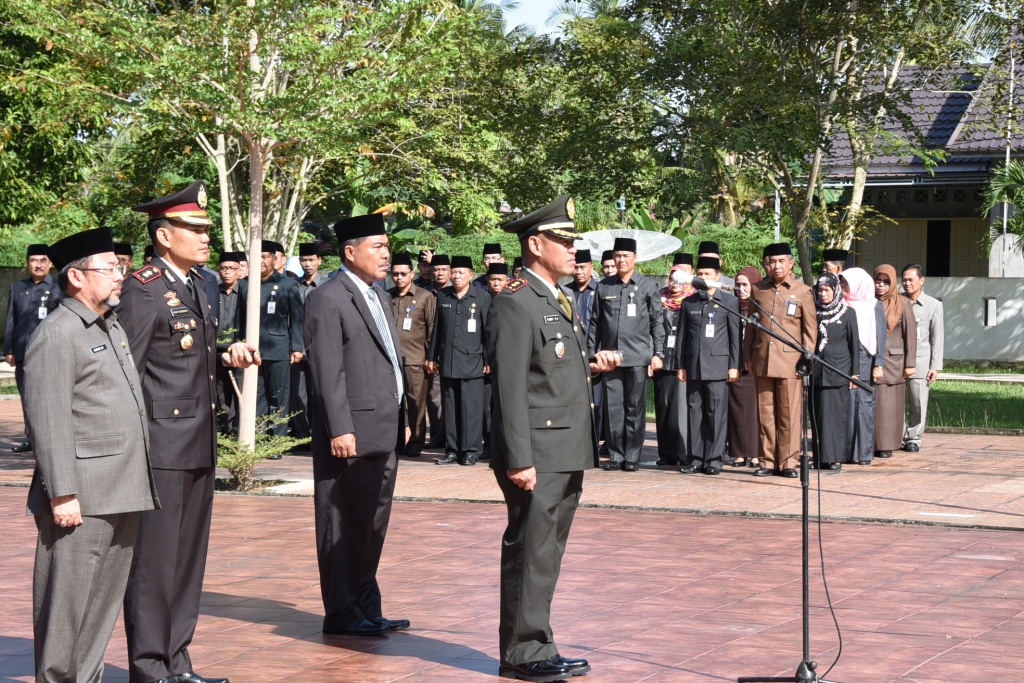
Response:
[304,213,409,637]
[676,257,740,475]
[472,242,504,289]
[121,181,258,683]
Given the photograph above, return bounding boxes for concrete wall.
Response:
[923,276,1024,362]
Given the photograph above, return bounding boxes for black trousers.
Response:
[427,373,444,444]
[482,379,492,451]
[604,366,648,464]
[592,376,606,445]
[653,369,687,464]
[256,359,290,436]
[215,366,240,435]
[687,379,729,469]
[494,468,583,665]
[442,376,484,459]
[289,359,312,439]
[15,361,30,441]
[124,467,214,683]
[313,450,398,630]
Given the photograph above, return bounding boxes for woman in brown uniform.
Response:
[727,266,763,468]
[872,264,917,458]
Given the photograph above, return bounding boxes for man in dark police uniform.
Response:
[119,180,259,683]
[487,195,621,682]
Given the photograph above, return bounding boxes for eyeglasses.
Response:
[219,265,240,272]
[79,265,127,277]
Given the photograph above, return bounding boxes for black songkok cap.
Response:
[576,249,592,263]
[418,249,434,263]
[113,242,134,257]
[143,245,154,259]
[298,243,320,257]
[219,251,245,264]
[391,252,414,268]
[261,240,285,255]
[132,180,212,227]
[822,248,849,262]
[697,240,720,254]
[451,256,474,270]
[26,244,48,258]
[47,227,115,271]
[673,253,693,266]
[613,237,637,253]
[601,250,614,262]
[431,254,451,267]
[502,195,580,240]
[512,256,522,269]
[488,263,509,276]
[763,243,793,258]
[696,256,721,271]
[333,213,386,243]
[483,242,502,256]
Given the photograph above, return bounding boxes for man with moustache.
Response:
[120,181,259,683]
[600,250,616,280]
[4,244,63,453]
[424,254,451,448]
[290,243,327,440]
[567,248,603,445]
[485,262,510,297]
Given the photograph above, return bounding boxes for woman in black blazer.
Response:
[810,272,860,471]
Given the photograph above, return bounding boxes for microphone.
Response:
[670,271,735,292]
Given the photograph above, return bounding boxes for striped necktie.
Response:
[366,288,404,401]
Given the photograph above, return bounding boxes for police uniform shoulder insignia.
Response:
[191,267,205,280]
[133,266,161,284]
[507,278,528,293]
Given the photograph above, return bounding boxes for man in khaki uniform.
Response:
[744,243,817,478]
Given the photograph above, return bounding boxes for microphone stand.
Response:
[704,288,871,683]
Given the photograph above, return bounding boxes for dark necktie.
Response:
[186,276,199,305]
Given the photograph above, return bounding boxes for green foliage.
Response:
[434,230,523,272]
[216,412,307,491]
[981,161,1024,255]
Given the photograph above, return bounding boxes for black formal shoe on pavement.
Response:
[876,451,892,458]
[903,442,920,452]
[601,460,623,471]
[781,468,799,478]
[175,672,230,683]
[548,654,591,676]
[827,463,842,471]
[11,441,32,453]
[598,443,610,455]
[655,459,674,466]
[704,467,721,475]
[679,463,700,474]
[405,449,422,458]
[479,449,491,461]
[370,616,411,631]
[622,461,639,472]
[460,456,478,466]
[753,468,773,477]
[323,618,389,636]
[499,660,571,681]
[434,453,459,465]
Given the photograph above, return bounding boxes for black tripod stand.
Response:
[706,292,872,683]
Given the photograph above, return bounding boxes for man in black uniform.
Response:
[567,249,600,446]
[249,240,304,439]
[587,237,665,471]
[488,195,621,681]
[472,242,504,290]
[676,256,740,475]
[428,256,490,466]
[413,249,435,291]
[481,262,509,458]
[424,254,451,448]
[4,244,63,453]
[216,251,247,435]
[290,243,327,440]
[121,180,259,683]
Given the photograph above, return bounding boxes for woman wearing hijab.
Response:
[873,264,917,458]
[841,268,887,465]
[653,259,695,465]
[809,272,860,471]
[727,266,763,468]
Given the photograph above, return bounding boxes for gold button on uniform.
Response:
[173,409,180,416]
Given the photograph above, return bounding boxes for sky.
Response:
[504,0,562,35]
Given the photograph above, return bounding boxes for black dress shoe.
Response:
[704,467,721,475]
[598,443,610,455]
[876,451,892,458]
[434,453,458,465]
[323,618,389,636]
[781,468,799,478]
[425,438,446,449]
[601,460,623,471]
[370,616,410,631]
[405,449,422,458]
[548,654,591,676]
[827,463,842,471]
[902,442,920,452]
[460,456,478,466]
[499,659,570,681]
[479,449,491,461]
[11,441,32,453]
[753,468,773,477]
[679,463,700,474]
[175,672,231,683]
[622,461,639,472]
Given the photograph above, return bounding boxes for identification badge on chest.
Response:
[467,303,478,333]
[786,299,798,316]
[627,288,638,317]
[705,324,715,338]
[403,317,412,331]
[267,301,276,314]
[38,306,48,320]
[667,334,676,349]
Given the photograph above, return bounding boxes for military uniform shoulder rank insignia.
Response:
[506,278,528,292]
[133,266,161,284]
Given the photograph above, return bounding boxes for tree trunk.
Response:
[238,139,269,449]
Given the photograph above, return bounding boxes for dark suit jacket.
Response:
[586,272,664,367]
[813,306,861,387]
[4,274,63,362]
[676,291,741,381]
[486,276,597,473]
[243,272,303,361]
[304,272,402,458]
[428,286,490,379]
[118,256,219,470]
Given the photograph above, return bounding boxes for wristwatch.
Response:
[654,352,665,359]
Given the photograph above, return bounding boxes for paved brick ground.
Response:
[2,399,1024,682]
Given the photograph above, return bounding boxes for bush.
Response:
[216,412,307,491]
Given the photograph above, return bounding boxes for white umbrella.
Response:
[576,229,682,262]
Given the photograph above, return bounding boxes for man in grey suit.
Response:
[488,196,621,681]
[25,227,159,683]
[901,264,944,453]
[304,213,409,637]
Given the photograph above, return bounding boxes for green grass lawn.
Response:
[0,384,19,395]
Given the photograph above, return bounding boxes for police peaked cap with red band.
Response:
[132,181,212,227]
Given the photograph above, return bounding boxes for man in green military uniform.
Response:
[487,195,621,682]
